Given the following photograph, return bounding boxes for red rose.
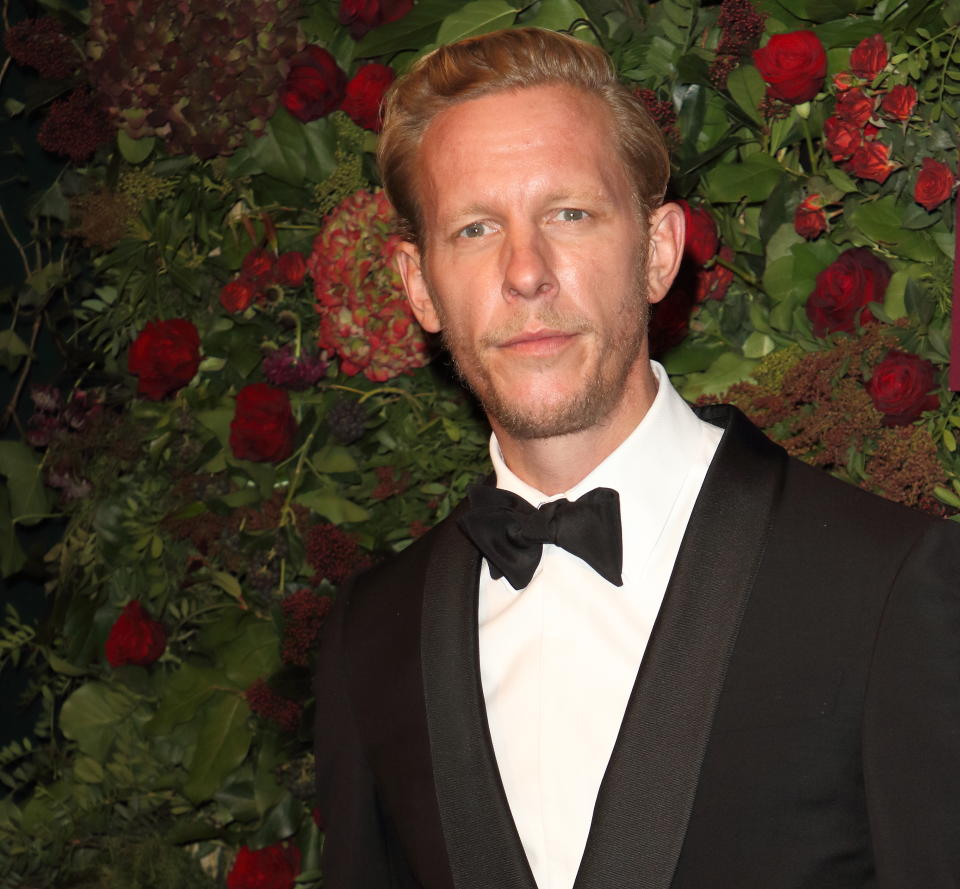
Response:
[823,115,862,162]
[695,246,735,302]
[752,31,826,104]
[242,249,276,283]
[833,71,857,92]
[835,88,874,128]
[794,194,827,240]
[880,84,917,121]
[339,0,413,39]
[104,601,167,667]
[805,247,892,337]
[230,384,298,462]
[679,200,719,266]
[866,350,940,425]
[276,252,307,287]
[220,278,257,313]
[914,157,955,211]
[128,319,201,400]
[280,45,346,123]
[226,843,301,889]
[846,140,896,184]
[340,63,395,132]
[850,33,887,80]
[649,286,695,357]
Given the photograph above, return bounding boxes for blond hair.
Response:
[377,27,671,245]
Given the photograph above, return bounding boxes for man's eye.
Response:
[554,208,587,222]
[459,221,490,238]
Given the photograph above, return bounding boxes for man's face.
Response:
[396,84,673,441]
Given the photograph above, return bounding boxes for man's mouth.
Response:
[497,328,579,356]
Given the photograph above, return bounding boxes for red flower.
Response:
[242,249,276,283]
[752,31,826,104]
[243,680,303,733]
[38,89,113,163]
[648,287,695,357]
[695,246,735,302]
[866,350,940,425]
[846,140,897,184]
[678,200,719,266]
[794,194,827,240]
[226,843,301,889]
[850,33,888,80]
[823,115,862,162]
[805,247,892,337]
[276,252,307,287]
[4,17,80,79]
[880,84,917,121]
[835,88,874,128]
[280,45,346,123]
[104,602,167,667]
[914,157,955,211]
[230,384,298,463]
[128,319,201,400]
[339,0,413,39]
[341,63,395,132]
[833,71,857,92]
[220,278,257,313]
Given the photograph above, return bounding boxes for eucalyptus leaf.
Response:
[436,0,519,45]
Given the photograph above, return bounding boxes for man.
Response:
[314,27,960,889]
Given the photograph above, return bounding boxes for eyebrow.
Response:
[444,190,614,224]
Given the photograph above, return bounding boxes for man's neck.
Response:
[490,361,659,496]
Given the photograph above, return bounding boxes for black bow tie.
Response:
[458,485,623,591]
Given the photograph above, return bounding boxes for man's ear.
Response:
[645,202,685,306]
[395,241,442,333]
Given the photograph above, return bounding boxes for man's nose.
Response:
[501,228,559,301]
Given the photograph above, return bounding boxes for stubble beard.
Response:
[427,275,651,442]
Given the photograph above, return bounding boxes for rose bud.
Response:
[914,157,955,212]
[866,349,940,425]
[128,319,201,400]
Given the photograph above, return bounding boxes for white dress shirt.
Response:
[478,361,723,889]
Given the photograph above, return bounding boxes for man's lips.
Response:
[497,329,578,355]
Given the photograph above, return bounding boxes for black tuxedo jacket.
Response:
[313,405,960,889]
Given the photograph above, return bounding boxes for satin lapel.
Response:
[573,406,787,889]
[421,503,538,889]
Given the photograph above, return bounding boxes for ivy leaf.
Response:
[183,692,252,803]
[436,0,519,45]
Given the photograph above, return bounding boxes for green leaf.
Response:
[353,0,452,56]
[196,406,234,448]
[0,487,26,577]
[436,0,519,45]
[148,664,223,735]
[212,570,244,603]
[60,682,142,760]
[521,0,589,30]
[247,109,309,186]
[677,352,758,401]
[847,196,938,262]
[73,755,105,783]
[703,153,784,203]
[183,692,252,803]
[4,98,25,116]
[117,131,155,164]
[742,331,776,358]
[825,166,859,193]
[311,444,358,474]
[661,341,727,375]
[219,617,281,687]
[883,269,909,320]
[0,329,31,372]
[0,440,52,524]
[301,118,338,183]
[726,65,765,125]
[294,489,370,523]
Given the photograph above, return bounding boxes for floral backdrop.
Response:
[1,0,958,885]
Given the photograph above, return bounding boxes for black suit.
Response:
[313,404,960,888]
